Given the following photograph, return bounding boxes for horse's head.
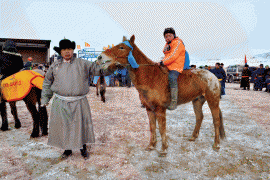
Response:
[99,35,137,73]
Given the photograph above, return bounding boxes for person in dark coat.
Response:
[264,65,270,76]
[121,68,127,86]
[265,71,270,93]
[126,69,131,88]
[220,63,226,95]
[0,40,24,80]
[212,62,226,97]
[264,65,270,91]
[240,64,251,90]
[254,64,265,91]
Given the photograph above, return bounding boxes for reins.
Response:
[119,64,157,66]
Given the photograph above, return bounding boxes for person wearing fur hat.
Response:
[240,64,251,90]
[41,38,101,160]
[156,27,186,110]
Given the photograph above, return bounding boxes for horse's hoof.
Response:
[42,132,48,136]
[159,149,168,157]
[30,133,39,138]
[0,126,9,131]
[188,136,196,141]
[145,146,155,151]
[212,144,220,151]
[15,122,21,129]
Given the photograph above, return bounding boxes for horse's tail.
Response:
[219,108,225,139]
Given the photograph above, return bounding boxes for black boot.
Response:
[80,144,88,159]
[60,150,72,160]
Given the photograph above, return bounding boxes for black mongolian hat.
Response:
[164,27,176,37]
[53,39,76,54]
[245,64,249,67]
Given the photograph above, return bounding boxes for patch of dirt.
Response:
[225,83,270,133]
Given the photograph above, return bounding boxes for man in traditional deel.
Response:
[254,64,265,91]
[157,27,185,110]
[240,64,251,90]
[41,39,100,160]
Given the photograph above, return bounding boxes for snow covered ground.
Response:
[1,84,270,179]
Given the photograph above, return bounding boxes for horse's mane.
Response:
[130,41,156,66]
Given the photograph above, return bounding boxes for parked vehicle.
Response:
[226,65,257,83]
[226,65,244,83]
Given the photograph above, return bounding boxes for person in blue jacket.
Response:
[212,63,226,98]
[254,64,265,91]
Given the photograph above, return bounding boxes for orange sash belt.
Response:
[242,76,249,78]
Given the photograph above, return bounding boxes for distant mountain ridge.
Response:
[253,52,270,59]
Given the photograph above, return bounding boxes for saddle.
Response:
[1,70,44,102]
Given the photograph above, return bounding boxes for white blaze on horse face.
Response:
[99,53,113,70]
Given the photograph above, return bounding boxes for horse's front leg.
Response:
[155,106,168,155]
[0,101,9,131]
[9,101,21,129]
[145,107,157,151]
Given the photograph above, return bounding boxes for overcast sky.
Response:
[1,0,269,66]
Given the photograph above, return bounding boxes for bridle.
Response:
[104,45,157,67]
[102,43,168,74]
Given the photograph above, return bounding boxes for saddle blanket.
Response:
[1,70,44,102]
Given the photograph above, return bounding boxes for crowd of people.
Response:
[109,68,131,87]
[23,56,50,76]
[241,64,270,92]
[194,63,270,94]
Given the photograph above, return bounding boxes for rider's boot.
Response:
[167,87,178,110]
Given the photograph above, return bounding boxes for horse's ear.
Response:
[130,35,135,45]
[123,36,127,42]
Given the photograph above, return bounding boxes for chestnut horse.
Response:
[99,35,225,154]
[96,69,106,103]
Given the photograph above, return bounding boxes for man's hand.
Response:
[156,61,164,66]
[40,103,48,107]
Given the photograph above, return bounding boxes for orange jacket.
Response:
[162,37,185,73]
